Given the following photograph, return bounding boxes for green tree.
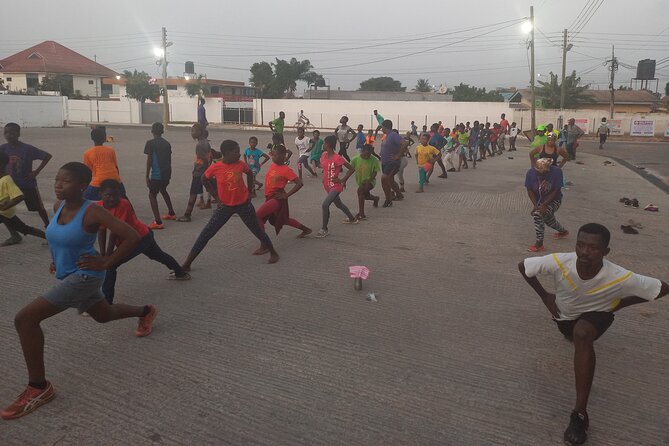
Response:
[536,71,592,108]
[359,76,405,92]
[184,74,210,98]
[303,71,326,89]
[39,74,74,97]
[249,59,323,98]
[123,70,160,103]
[250,61,279,98]
[448,83,503,102]
[414,78,432,92]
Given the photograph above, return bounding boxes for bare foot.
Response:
[253,246,270,255]
[268,252,279,264]
[297,227,312,238]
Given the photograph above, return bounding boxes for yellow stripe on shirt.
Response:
[552,253,577,290]
[586,271,633,295]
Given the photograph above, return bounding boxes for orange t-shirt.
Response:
[264,163,297,198]
[203,160,250,206]
[83,145,121,187]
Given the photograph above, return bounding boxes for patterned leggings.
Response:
[190,201,273,257]
[532,200,566,242]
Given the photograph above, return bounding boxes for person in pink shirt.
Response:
[316,135,357,238]
[499,113,510,151]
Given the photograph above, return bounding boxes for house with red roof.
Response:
[0,41,117,97]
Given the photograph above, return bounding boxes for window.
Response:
[166,85,177,90]
[88,80,94,85]
[210,86,219,94]
[6,77,11,82]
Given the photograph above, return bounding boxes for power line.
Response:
[568,0,596,30]
[570,0,605,42]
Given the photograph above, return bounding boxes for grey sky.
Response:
[2,0,668,93]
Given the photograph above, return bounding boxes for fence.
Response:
[68,99,141,124]
[0,95,66,127]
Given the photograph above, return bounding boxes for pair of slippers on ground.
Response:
[621,219,643,235]
[619,197,659,212]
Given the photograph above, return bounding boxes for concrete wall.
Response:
[167,97,223,124]
[72,76,102,97]
[0,95,66,127]
[512,108,669,136]
[68,99,142,124]
[253,99,512,131]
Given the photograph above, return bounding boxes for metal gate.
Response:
[222,108,253,124]
[141,103,163,124]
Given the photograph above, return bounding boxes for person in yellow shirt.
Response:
[0,152,46,246]
[415,133,441,193]
[82,126,126,200]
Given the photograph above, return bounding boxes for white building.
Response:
[0,41,117,97]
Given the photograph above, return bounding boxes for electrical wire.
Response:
[570,0,605,42]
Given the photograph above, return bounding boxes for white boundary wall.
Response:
[253,99,512,131]
[513,109,669,136]
[68,99,142,124]
[0,95,66,127]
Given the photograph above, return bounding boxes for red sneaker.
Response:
[527,245,546,252]
[553,231,569,240]
[162,214,177,221]
[148,221,164,230]
[1,382,55,420]
[136,305,158,337]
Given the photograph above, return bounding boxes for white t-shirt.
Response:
[509,127,519,137]
[336,125,352,143]
[523,252,661,321]
[598,123,609,134]
[295,136,311,157]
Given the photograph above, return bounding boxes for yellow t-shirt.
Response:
[0,175,24,218]
[415,144,440,166]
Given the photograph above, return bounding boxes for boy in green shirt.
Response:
[349,144,380,220]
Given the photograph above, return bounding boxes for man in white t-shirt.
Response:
[519,223,668,446]
[597,117,610,150]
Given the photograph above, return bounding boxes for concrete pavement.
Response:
[0,126,667,445]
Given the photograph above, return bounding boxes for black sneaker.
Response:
[564,411,589,445]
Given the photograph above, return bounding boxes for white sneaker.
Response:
[316,229,329,238]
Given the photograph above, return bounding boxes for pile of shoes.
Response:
[619,197,639,208]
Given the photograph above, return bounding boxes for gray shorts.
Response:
[43,273,106,313]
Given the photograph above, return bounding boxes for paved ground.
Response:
[1,126,668,445]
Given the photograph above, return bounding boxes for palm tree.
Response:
[537,71,592,108]
[414,78,432,92]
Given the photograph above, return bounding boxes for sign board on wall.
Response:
[608,119,624,135]
[630,119,655,136]
[574,118,590,134]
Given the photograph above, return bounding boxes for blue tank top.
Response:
[46,200,104,280]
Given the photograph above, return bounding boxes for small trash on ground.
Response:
[644,204,659,212]
[603,160,615,166]
[620,225,639,234]
[627,219,643,229]
[366,293,378,302]
[575,161,585,165]
[507,156,514,159]
[565,181,574,186]
[634,165,646,170]
[349,266,370,291]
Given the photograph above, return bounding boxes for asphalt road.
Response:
[0,126,667,445]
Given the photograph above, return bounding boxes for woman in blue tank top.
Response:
[1,162,158,421]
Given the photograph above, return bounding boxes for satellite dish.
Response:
[438,83,448,94]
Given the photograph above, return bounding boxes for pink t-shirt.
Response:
[321,152,345,193]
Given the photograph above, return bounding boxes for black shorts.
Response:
[148,179,170,194]
[555,311,614,341]
[20,187,44,211]
[381,159,401,175]
[599,133,608,144]
[190,176,204,195]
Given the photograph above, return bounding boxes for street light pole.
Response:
[530,6,536,131]
[560,28,568,125]
[161,27,170,128]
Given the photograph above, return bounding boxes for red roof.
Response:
[0,41,117,77]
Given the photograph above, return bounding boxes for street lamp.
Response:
[523,8,536,131]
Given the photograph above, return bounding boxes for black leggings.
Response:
[338,141,350,161]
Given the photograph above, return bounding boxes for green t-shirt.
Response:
[375,113,384,125]
[530,134,548,148]
[271,117,285,134]
[458,132,470,144]
[350,154,380,186]
[310,138,323,160]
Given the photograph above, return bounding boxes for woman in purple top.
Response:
[379,120,407,207]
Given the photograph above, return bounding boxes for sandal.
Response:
[168,272,192,280]
[644,204,658,212]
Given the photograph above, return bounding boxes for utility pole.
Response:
[529,6,536,131]
[161,27,170,128]
[608,45,617,119]
[559,29,568,128]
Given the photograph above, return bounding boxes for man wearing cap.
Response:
[565,118,585,161]
[525,125,548,149]
[524,158,569,252]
